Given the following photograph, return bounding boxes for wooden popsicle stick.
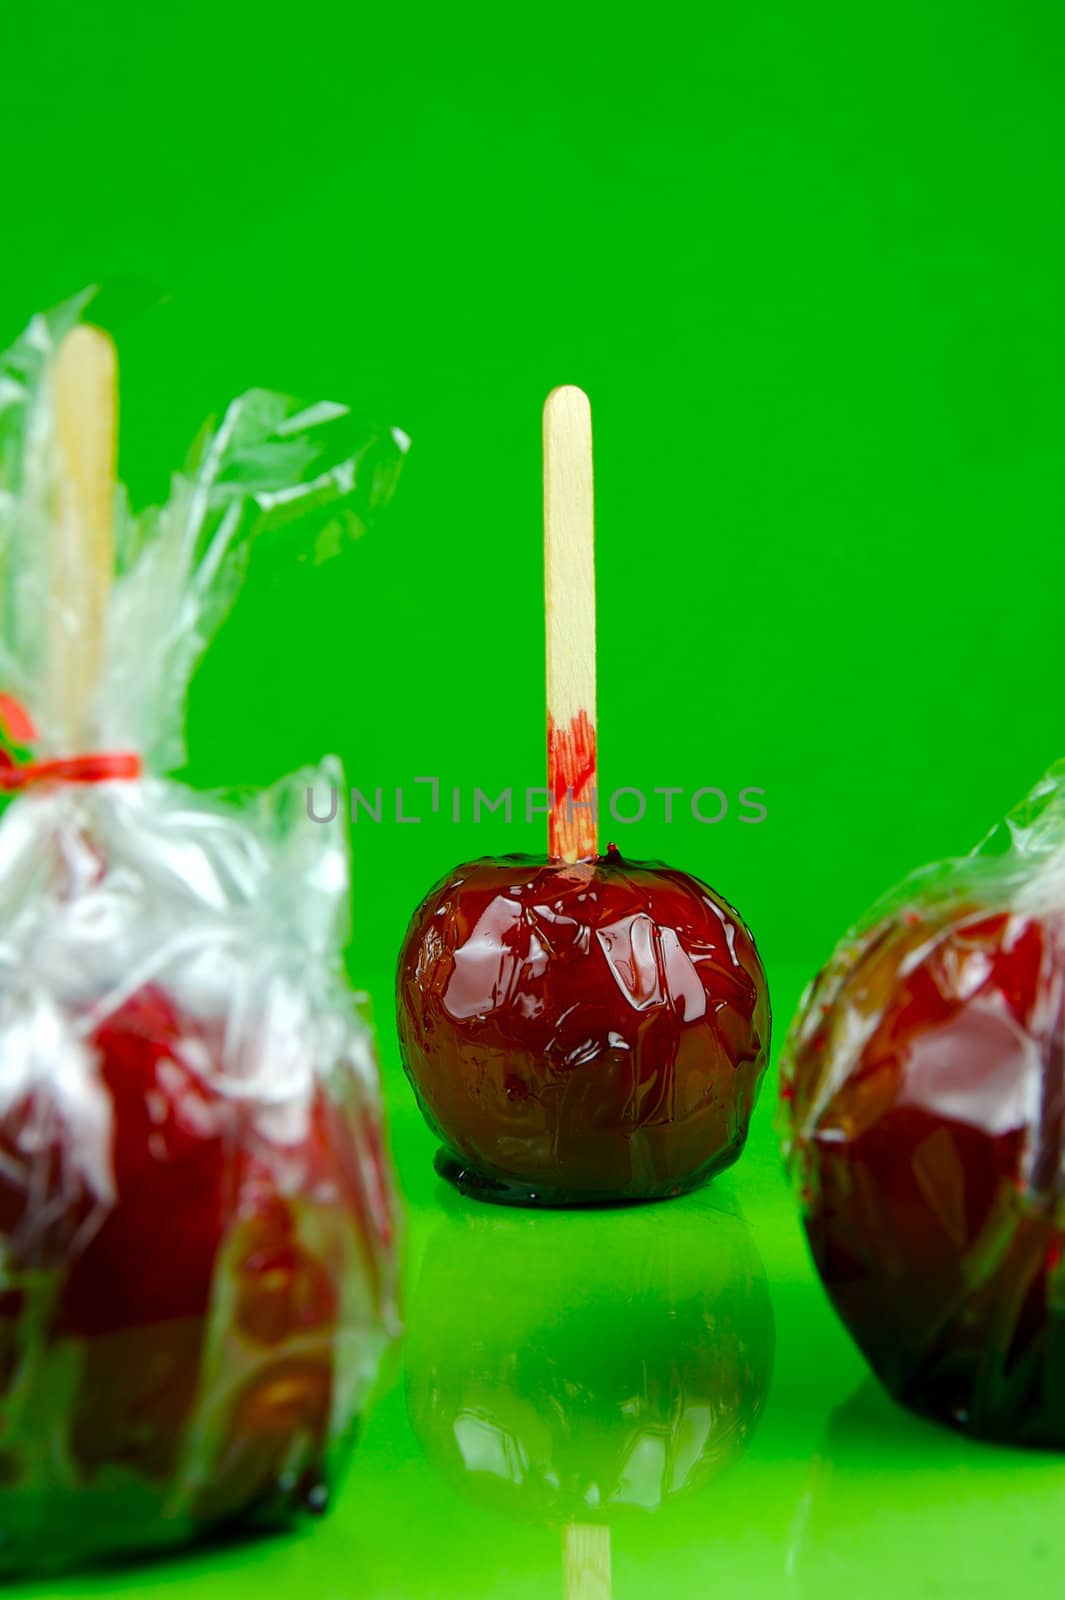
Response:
[562,1523,611,1600]
[50,324,117,751]
[544,384,598,862]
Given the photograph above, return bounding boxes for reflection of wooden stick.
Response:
[562,1523,611,1600]
[544,385,597,862]
[51,325,117,750]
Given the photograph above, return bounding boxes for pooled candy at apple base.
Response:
[782,760,1065,1448]
[405,1195,775,1525]
[0,297,405,1570]
[397,847,770,1204]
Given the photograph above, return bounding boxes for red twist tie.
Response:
[0,696,142,792]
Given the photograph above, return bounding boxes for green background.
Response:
[4,2,1065,1596]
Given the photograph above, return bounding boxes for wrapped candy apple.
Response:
[0,297,403,1569]
[782,762,1065,1447]
[397,389,769,1205]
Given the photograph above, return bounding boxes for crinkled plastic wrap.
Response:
[397,850,770,1204]
[782,762,1065,1446]
[0,297,403,1568]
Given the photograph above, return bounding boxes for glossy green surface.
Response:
[7,965,1063,1599]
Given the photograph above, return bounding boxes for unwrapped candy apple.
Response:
[398,848,769,1203]
[396,387,769,1205]
[783,762,1065,1446]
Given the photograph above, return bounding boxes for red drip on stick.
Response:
[547,708,597,861]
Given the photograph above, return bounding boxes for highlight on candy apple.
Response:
[782,758,1065,1449]
[396,386,770,1206]
[0,292,405,1573]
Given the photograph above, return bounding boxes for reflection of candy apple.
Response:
[397,389,769,1204]
[405,1196,774,1525]
[398,849,769,1203]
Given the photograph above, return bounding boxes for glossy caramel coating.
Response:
[785,904,1065,1445]
[397,850,770,1203]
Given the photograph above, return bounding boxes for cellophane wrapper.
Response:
[0,296,404,1567]
[782,762,1065,1445]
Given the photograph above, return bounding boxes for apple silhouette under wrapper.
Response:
[397,849,770,1204]
[0,772,398,1571]
[782,761,1065,1447]
[0,299,403,1569]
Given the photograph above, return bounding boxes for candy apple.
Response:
[0,307,404,1572]
[0,979,396,1567]
[397,390,768,1204]
[783,765,1065,1446]
[397,847,770,1204]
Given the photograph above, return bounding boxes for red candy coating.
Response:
[0,978,394,1562]
[397,851,770,1203]
[785,902,1065,1446]
[59,985,230,1337]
